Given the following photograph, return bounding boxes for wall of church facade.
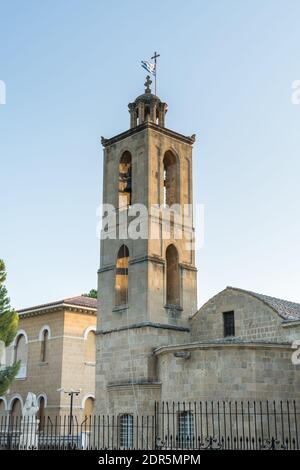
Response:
[4,310,64,416]
[1,308,96,418]
[60,311,96,415]
[156,343,300,402]
[95,325,189,414]
[190,289,300,343]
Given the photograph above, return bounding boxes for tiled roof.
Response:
[18,295,97,314]
[228,287,300,321]
[64,296,97,309]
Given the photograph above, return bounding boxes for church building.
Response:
[1,76,299,430]
[95,76,300,417]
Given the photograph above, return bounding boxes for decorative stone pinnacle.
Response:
[144,75,152,94]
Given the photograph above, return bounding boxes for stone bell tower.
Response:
[96,76,197,415]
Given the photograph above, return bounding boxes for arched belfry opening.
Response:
[163,150,179,206]
[115,245,129,306]
[118,152,132,209]
[166,244,180,306]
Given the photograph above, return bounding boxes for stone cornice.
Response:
[107,381,161,391]
[98,255,165,274]
[98,256,197,272]
[98,264,115,274]
[179,262,198,272]
[129,254,165,266]
[101,121,195,148]
[97,321,190,335]
[19,305,97,319]
[282,320,300,328]
[153,340,292,356]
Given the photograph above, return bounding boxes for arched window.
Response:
[83,396,95,417]
[163,150,179,206]
[85,330,96,363]
[166,244,180,306]
[115,245,129,307]
[119,414,133,448]
[40,329,49,363]
[14,333,28,379]
[119,151,132,210]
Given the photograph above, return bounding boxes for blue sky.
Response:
[0,0,299,309]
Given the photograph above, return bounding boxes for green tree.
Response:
[82,289,98,299]
[0,260,19,396]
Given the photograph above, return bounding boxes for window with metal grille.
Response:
[177,411,194,448]
[223,311,235,337]
[119,414,133,448]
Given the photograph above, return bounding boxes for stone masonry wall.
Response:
[190,288,300,343]
[156,343,300,402]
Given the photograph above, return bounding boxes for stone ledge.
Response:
[107,381,162,391]
[179,262,198,272]
[129,255,165,266]
[98,255,166,272]
[112,304,129,313]
[282,320,300,328]
[97,321,190,335]
[98,264,115,274]
[153,339,292,356]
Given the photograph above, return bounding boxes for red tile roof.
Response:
[18,296,97,314]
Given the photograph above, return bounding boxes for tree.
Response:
[0,260,19,396]
[82,289,98,299]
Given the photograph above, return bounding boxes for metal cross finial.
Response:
[151,51,160,62]
[151,51,160,95]
[145,75,152,93]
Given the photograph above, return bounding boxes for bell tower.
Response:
[96,76,197,414]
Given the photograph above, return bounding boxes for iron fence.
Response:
[155,401,300,450]
[0,400,299,450]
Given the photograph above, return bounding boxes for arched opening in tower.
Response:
[163,150,179,206]
[166,244,180,306]
[115,244,129,306]
[119,151,132,210]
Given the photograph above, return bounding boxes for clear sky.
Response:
[0,0,299,310]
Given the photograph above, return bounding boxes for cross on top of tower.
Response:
[151,51,160,62]
[144,75,152,94]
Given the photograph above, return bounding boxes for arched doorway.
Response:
[0,398,6,416]
[10,397,22,427]
[38,396,46,430]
